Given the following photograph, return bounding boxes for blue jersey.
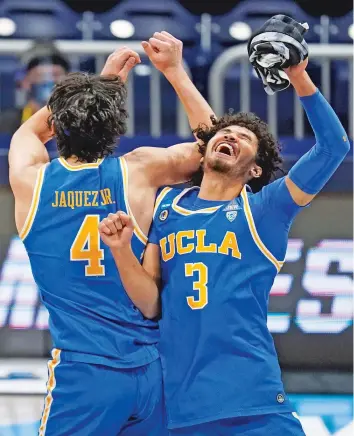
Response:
[150,178,302,428]
[22,156,159,368]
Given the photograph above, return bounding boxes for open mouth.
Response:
[214,142,237,157]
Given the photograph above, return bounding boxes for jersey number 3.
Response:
[185,262,208,310]
[70,215,105,276]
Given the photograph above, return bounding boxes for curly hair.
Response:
[192,112,284,192]
[47,72,128,163]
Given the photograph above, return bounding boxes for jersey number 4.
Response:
[70,215,105,276]
[185,262,208,310]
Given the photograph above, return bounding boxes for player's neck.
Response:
[66,155,87,165]
[198,173,244,201]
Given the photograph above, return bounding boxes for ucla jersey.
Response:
[22,156,159,368]
[150,178,302,428]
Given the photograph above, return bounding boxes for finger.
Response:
[108,213,123,231]
[118,212,134,229]
[118,57,137,82]
[149,38,170,51]
[161,31,180,43]
[99,222,112,236]
[123,49,141,64]
[152,32,171,43]
[112,48,141,64]
[141,41,155,57]
[104,218,119,235]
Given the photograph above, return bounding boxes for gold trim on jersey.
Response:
[172,188,223,216]
[19,164,47,241]
[38,348,61,436]
[153,187,172,218]
[119,157,148,245]
[58,157,104,171]
[241,188,284,272]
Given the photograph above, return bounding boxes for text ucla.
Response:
[160,229,241,261]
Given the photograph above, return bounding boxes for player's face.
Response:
[203,125,259,178]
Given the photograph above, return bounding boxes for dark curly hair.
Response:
[192,112,284,192]
[47,72,127,163]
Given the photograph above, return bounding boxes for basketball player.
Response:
[100,56,350,435]
[9,33,215,435]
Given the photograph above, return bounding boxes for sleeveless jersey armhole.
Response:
[19,164,48,241]
[119,156,148,246]
[241,188,285,273]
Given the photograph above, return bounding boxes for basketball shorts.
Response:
[169,412,306,436]
[38,351,167,436]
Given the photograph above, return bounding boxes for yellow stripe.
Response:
[58,157,104,171]
[39,349,61,436]
[19,165,46,240]
[153,187,172,218]
[171,188,222,216]
[120,157,148,245]
[241,188,283,272]
[21,105,33,124]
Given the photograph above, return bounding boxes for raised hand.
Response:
[142,31,183,74]
[98,212,134,250]
[284,58,309,80]
[101,47,141,82]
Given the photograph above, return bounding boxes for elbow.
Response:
[139,299,160,320]
[343,136,351,155]
[336,135,350,159]
[316,133,350,159]
[335,130,351,155]
[142,305,159,320]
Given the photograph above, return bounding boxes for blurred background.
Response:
[0,0,352,435]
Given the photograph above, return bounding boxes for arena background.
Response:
[0,0,352,435]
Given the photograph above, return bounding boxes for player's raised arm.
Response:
[9,107,52,191]
[99,212,161,319]
[9,47,140,198]
[142,31,214,131]
[284,59,350,206]
[126,31,218,187]
[126,141,201,187]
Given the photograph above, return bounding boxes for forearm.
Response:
[288,86,350,194]
[164,66,214,130]
[111,246,160,319]
[289,71,316,97]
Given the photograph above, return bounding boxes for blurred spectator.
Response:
[0,40,70,135]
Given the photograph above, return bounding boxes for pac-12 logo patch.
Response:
[276,393,285,404]
[226,211,237,222]
[159,209,169,221]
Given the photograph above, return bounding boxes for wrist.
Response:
[289,71,317,97]
[111,244,133,260]
[164,64,187,83]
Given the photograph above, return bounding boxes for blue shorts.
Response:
[39,350,167,436]
[169,413,306,436]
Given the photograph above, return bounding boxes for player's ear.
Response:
[250,164,262,179]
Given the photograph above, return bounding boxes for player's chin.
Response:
[208,157,234,174]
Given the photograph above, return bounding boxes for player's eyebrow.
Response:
[220,128,253,141]
[238,131,253,141]
[220,128,233,134]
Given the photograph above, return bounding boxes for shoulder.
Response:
[248,177,303,224]
[249,177,288,205]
